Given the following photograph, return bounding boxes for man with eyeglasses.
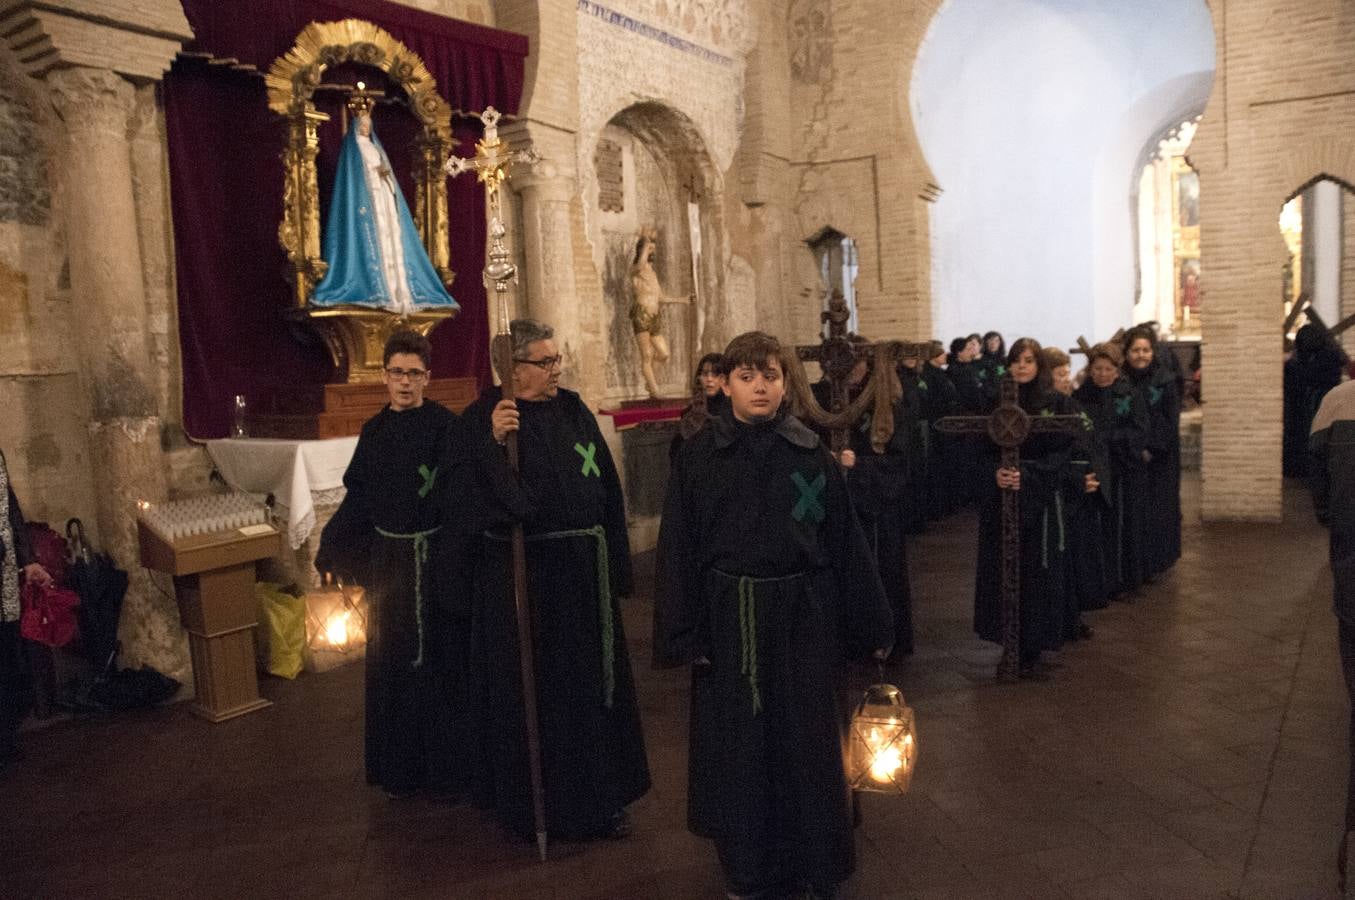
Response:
[317,330,470,799]
[464,318,651,842]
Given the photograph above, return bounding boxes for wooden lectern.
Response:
[138,502,281,722]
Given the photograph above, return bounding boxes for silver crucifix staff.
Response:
[445,107,548,861]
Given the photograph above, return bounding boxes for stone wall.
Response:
[767,0,942,349]
[0,47,99,541]
[1191,0,1355,520]
[573,0,756,400]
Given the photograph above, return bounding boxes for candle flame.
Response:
[326,609,350,647]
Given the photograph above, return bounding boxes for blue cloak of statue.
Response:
[312,119,458,311]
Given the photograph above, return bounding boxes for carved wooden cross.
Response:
[934,376,1087,682]
[795,290,929,453]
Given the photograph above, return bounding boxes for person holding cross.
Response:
[316,330,470,798]
[463,318,650,842]
[655,330,893,900]
[973,337,1094,678]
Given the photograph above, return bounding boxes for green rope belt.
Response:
[714,569,807,717]
[739,576,760,716]
[374,524,442,668]
[490,525,615,708]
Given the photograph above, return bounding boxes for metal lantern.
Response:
[305,575,368,673]
[847,682,917,794]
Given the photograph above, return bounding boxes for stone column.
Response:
[47,67,186,681]
[510,160,600,395]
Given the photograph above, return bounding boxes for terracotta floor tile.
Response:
[6,477,1350,899]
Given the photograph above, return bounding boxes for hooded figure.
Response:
[312,112,458,315]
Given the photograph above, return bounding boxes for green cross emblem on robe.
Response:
[790,471,826,523]
[575,442,601,477]
[995,364,1007,377]
[417,464,438,499]
[1114,395,1132,417]
[1149,385,1163,406]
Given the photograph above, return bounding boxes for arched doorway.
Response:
[587,102,723,404]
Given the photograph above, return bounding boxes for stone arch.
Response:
[585,100,731,402]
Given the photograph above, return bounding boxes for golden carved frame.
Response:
[266,20,457,382]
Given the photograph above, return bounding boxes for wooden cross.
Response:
[1068,330,1124,358]
[445,107,540,330]
[794,290,930,453]
[934,376,1087,682]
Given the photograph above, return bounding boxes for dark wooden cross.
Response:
[934,376,1087,682]
[795,290,929,453]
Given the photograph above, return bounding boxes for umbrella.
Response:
[66,518,128,677]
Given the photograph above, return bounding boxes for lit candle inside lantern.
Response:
[325,608,350,648]
[848,683,917,795]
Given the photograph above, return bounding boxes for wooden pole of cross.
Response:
[934,375,1087,682]
[445,108,549,862]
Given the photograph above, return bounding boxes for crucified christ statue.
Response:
[629,227,690,398]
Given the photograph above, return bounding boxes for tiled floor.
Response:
[1,475,1348,898]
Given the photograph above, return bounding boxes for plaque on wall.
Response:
[595,137,624,213]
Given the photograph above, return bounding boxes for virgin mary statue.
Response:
[312,113,457,316]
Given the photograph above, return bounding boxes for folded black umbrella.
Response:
[66,519,128,676]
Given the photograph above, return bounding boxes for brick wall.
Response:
[1191,0,1355,520]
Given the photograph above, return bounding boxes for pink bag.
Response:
[20,580,81,647]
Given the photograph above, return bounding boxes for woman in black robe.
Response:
[946,336,988,507]
[1074,342,1152,598]
[916,343,959,523]
[671,352,728,462]
[973,338,1082,677]
[811,350,916,656]
[1283,323,1345,476]
[1122,326,1182,577]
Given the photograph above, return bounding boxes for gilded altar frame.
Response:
[265,20,457,381]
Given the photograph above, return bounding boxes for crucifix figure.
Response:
[791,290,930,454]
[934,376,1087,682]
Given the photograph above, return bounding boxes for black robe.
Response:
[811,378,915,654]
[973,384,1079,660]
[463,386,650,840]
[654,409,893,894]
[1125,362,1182,577]
[316,401,469,794]
[1284,346,1344,476]
[915,361,959,523]
[1074,378,1152,595]
[945,362,989,507]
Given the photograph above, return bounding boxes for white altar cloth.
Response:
[205,437,358,549]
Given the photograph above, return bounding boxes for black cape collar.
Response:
[710,407,820,450]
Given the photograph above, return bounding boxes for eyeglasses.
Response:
[385,367,428,382]
[515,355,563,370]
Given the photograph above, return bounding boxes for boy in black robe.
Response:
[464,318,649,841]
[316,331,468,797]
[656,331,893,899]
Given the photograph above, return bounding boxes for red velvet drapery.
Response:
[167,0,527,438]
